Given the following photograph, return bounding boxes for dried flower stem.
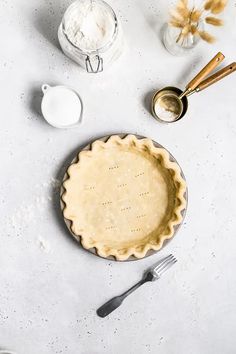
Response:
[169,0,227,45]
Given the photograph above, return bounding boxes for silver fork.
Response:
[97,254,177,318]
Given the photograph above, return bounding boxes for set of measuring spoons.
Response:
[151,52,236,123]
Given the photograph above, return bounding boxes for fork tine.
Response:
[157,257,177,276]
[153,254,174,272]
[159,258,177,275]
[154,255,176,274]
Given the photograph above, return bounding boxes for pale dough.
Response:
[62,135,187,260]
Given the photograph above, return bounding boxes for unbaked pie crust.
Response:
[62,135,187,260]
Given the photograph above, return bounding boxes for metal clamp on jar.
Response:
[58,0,124,73]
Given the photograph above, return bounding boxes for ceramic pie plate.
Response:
[60,134,188,261]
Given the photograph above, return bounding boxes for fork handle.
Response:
[97,275,152,318]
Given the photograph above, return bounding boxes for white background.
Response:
[1,0,236,353]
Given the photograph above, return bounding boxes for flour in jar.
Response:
[64,0,116,51]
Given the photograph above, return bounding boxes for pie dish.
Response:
[61,135,187,260]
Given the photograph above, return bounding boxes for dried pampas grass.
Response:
[191,10,202,22]
[205,16,223,25]
[204,0,215,11]
[198,30,216,43]
[169,0,227,45]
[211,0,227,14]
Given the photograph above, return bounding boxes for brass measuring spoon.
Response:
[151,52,225,123]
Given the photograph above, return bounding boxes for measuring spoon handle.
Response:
[195,62,236,92]
[186,52,225,92]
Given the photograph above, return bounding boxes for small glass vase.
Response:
[163,23,202,56]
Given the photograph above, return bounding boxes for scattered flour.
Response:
[41,177,61,190]
[154,102,178,122]
[38,237,51,253]
[7,177,61,243]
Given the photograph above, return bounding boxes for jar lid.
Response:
[41,84,83,128]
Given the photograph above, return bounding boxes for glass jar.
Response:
[163,22,203,56]
[58,0,124,73]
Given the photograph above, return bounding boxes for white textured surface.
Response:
[1,0,236,353]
